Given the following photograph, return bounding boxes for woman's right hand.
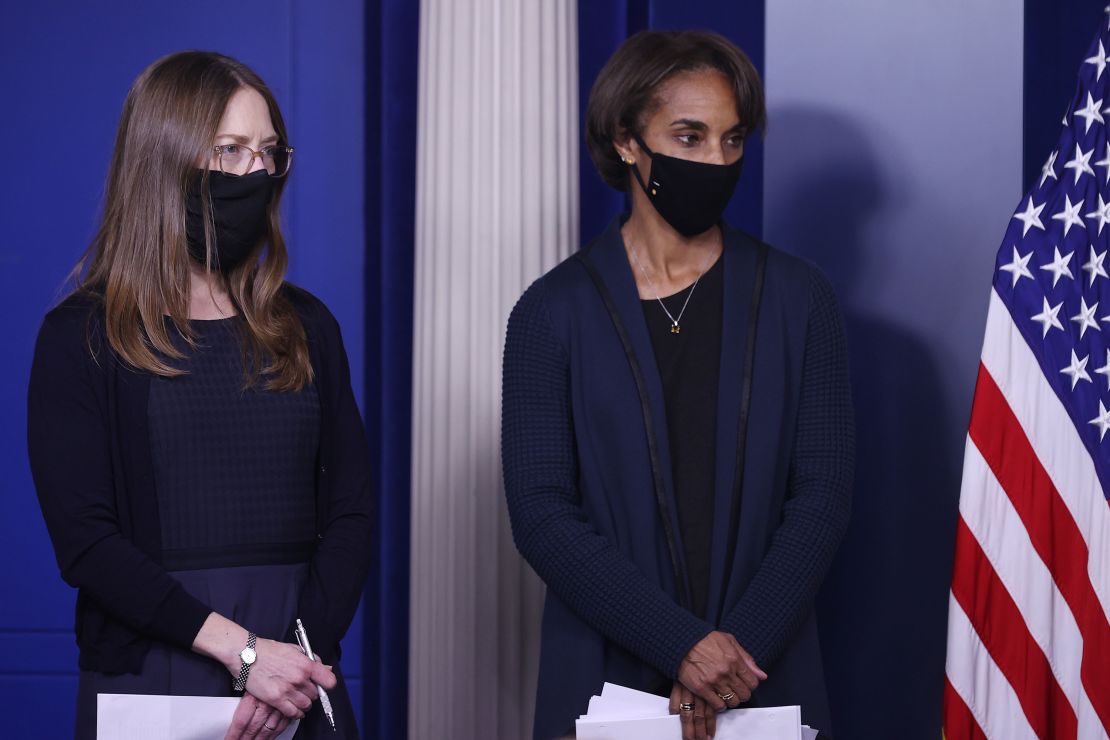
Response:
[193,612,337,720]
[244,636,337,719]
[677,630,767,710]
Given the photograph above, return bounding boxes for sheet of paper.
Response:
[576,714,683,740]
[575,683,805,740]
[583,682,671,719]
[715,705,801,740]
[97,694,299,740]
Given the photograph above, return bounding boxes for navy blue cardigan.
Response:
[502,218,854,738]
[27,285,374,672]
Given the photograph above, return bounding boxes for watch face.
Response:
[241,647,257,665]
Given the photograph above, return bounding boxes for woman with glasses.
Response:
[502,31,854,740]
[27,51,370,739]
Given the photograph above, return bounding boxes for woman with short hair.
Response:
[502,30,854,740]
[27,51,371,739]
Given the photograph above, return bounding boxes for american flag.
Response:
[943,18,1110,740]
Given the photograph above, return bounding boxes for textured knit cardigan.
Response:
[501,217,855,738]
[27,285,374,673]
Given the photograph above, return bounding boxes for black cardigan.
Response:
[502,218,854,736]
[27,285,374,673]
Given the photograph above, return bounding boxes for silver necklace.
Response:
[629,246,715,334]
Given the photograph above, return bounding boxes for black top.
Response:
[641,255,724,619]
[149,317,320,570]
[27,286,374,672]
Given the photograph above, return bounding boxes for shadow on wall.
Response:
[764,106,961,740]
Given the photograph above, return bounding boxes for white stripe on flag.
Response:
[960,437,1108,739]
[980,288,1110,623]
[946,594,1039,740]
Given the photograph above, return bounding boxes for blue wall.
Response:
[0,2,367,737]
[763,1,1028,737]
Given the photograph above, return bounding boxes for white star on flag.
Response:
[1097,349,1110,389]
[1013,197,1046,236]
[1064,143,1096,184]
[1088,193,1110,234]
[1041,150,1059,187]
[1084,246,1108,285]
[1072,297,1100,338]
[1061,350,1093,390]
[1040,246,1075,287]
[1090,400,1110,440]
[1031,297,1065,337]
[1096,143,1110,184]
[1052,194,1087,237]
[1075,91,1105,133]
[1088,39,1110,80]
[999,246,1034,287]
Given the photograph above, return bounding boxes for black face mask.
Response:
[630,133,743,237]
[185,169,275,272]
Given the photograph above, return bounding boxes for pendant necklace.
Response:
[630,245,715,334]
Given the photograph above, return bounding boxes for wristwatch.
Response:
[233,631,258,692]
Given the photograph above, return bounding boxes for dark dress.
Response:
[73,318,358,739]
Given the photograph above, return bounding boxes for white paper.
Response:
[575,682,810,740]
[584,682,671,719]
[96,694,300,740]
[576,714,683,740]
[715,706,801,740]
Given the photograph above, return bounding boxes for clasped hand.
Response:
[223,637,337,740]
[670,630,767,740]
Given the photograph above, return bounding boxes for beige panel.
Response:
[410,1,579,737]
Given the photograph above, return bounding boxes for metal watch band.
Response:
[233,631,257,692]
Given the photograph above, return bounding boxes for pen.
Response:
[294,618,337,732]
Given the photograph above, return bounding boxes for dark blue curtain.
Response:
[577,0,765,245]
[1023,1,1107,189]
[363,1,418,738]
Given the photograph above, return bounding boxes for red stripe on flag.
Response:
[969,363,1110,731]
[950,516,1077,738]
[943,676,988,740]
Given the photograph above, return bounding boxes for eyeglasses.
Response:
[212,143,294,177]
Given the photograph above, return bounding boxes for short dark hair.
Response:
[585,30,766,191]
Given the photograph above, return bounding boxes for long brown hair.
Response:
[72,50,312,391]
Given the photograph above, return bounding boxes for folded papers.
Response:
[575,683,818,740]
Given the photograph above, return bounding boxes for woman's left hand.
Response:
[670,681,716,740]
[224,693,290,740]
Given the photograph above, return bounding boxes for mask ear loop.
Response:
[627,133,656,198]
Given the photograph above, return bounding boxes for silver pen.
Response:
[294,618,337,732]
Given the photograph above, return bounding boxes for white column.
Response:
[409,1,579,738]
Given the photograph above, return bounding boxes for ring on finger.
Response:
[679,702,695,712]
[718,691,735,702]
